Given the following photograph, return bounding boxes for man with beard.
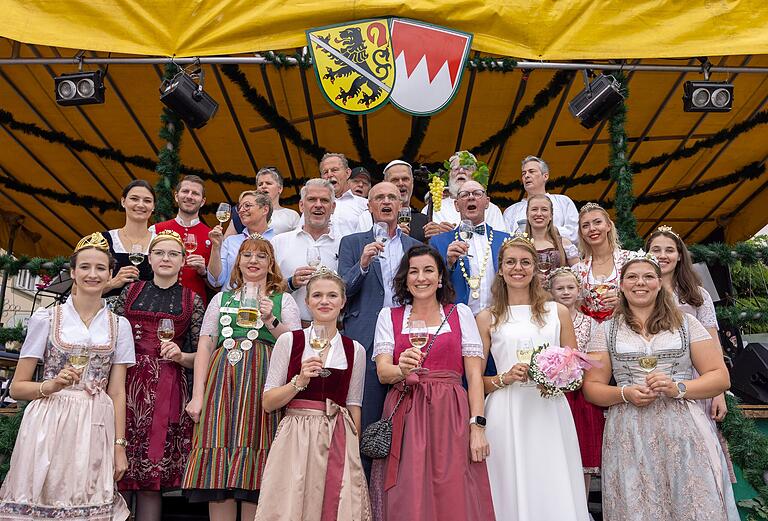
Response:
[356,159,429,242]
[338,181,421,474]
[502,155,579,243]
[318,152,368,236]
[272,179,340,327]
[151,175,212,303]
[422,150,506,239]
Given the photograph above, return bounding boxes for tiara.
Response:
[307,265,343,282]
[625,249,660,267]
[248,232,267,241]
[656,225,682,241]
[579,202,604,214]
[150,230,184,251]
[547,266,582,285]
[74,232,110,254]
[502,231,535,247]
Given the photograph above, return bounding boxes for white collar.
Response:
[175,215,200,227]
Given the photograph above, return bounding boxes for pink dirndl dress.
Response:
[369,305,495,521]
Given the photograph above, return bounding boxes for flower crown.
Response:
[248,232,267,241]
[502,231,535,247]
[431,150,490,188]
[625,249,660,267]
[547,266,582,286]
[579,202,605,215]
[655,225,682,241]
[74,232,110,254]
[307,265,343,283]
[150,230,184,251]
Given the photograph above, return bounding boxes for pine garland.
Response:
[0,255,68,277]
[716,306,768,330]
[690,242,768,267]
[154,64,185,221]
[0,324,25,345]
[345,115,374,170]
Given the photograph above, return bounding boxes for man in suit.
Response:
[338,181,421,473]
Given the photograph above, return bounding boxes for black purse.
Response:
[360,305,456,459]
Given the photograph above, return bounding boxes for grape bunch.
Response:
[429,176,446,211]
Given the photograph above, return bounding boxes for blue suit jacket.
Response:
[338,229,422,435]
[430,225,509,376]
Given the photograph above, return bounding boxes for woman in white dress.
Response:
[476,234,589,521]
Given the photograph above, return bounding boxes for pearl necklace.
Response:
[456,227,493,300]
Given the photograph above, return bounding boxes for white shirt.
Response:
[272,227,341,321]
[502,193,579,244]
[422,198,507,232]
[300,189,368,238]
[461,223,496,315]
[271,207,301,236]
[376,228,404,308]
[21,299,135,365]
[264,328,367,407]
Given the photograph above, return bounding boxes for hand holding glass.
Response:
[309,325,332,377]
[216,203,232,224]
[129,244,145,267]
[306,247,322,268]
[67,345,90,389]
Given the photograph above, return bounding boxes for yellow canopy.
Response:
[3,0,768,60]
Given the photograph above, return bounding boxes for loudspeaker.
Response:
[568,74,625,128]
[159,72,218,129]
[729,342,768,405]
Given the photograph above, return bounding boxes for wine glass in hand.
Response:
[129,244,145,267]
[306,246,322,269]
[67,344,90,389]
[309,325,332,377]
[373,222,389,257]
[216,203,232,224]
[409,319,429,375]
[157,319,175,362]
[457,220,474,258]
[183,234,198,254]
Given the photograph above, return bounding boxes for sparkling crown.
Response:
[579,202,604,214]
[656,225,682,241]
[625,248,660,267]
[502,231,535,247]
[248,232,267,241]
[150,229,184,250]
[307,265,343,283]
[74,232,110,254]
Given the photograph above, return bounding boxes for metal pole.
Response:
[0,215,24,328]
[0,55,767,74]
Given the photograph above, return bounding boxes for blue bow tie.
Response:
[474,225,486,235]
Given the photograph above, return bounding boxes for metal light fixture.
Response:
[683,81,734,112]
[54,70,105,106]
[159,64,219,129]
[568,71,625,129]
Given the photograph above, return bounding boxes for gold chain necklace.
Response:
[456,228,493,300]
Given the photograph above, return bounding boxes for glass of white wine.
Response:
[309,325,332,377]
[516,337,535,386]
[373,222,389,258]
[129,244,145,267]
[306,246,322,269]
[67,344,90,389]
[397,207,412,226]
[157,318,175,362]
[237,284,263,329]
[638,355,658,373]
[216,203,232,224]
[457,220,474,258]
[183,234,197,254]
[409,319,429,375]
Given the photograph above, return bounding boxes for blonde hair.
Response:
[525,194,566,263]
[614,258,683,334]
[577,205,621,258]
[488,240,549,328]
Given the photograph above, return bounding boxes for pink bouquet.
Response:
[528,343,601,398]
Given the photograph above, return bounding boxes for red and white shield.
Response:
[389,19,473,116]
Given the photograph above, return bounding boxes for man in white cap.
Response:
[356,159,429,242]
[502,155,579,243]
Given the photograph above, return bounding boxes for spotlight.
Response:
[683,81,733,112]
[54,70,105,106]
[159,69,219,129]
[568,73,625,129]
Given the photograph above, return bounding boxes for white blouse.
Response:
[263,327,366,407]
[588,313,711,354]
[676,286,718,330]
[21,299,135,365]
[372,303,484,360]
[200,291,302,342]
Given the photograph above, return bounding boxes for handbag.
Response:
[360,305,456,459]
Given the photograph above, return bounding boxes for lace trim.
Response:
[462,343,485,358]
[371,342,395,360]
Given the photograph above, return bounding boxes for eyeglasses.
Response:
[241,251,269,261]
[150,249,183,259]
[457,189,486,200]
[623,274,659,284]
[372,194,400,202]
[238,203,263,213]
[504,258,533,268]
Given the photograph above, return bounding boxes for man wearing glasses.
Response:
[207,191,274,290]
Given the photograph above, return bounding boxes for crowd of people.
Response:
[0,151,738,521]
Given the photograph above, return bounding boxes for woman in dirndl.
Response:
[0,233,135,520]
[114,230,204,520]
[369,245,494,521]
[182,236,301,521]
[255,267,370,521]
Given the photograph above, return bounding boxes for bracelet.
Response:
[491,372,507,390]
[39,380,50,398]
[115,438,128,448]
[620,385,629,404]
[290,375,308,392]
[287,276,297,292]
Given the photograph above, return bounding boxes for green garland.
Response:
[721,393,768,511]
[0,255,68,277]
[154,64,185,221]
[345,115,374,171]
[690,242,768,267]
[0,324,25,345]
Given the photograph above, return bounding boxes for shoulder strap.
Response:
[607,317,619,356]
[422,304,457,361]
[678,314,690,351]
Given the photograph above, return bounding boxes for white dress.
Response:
[484,301,589,521]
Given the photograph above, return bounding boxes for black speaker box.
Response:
[159,72,218,129]
[568,74,624,128]
[729,342,768,405]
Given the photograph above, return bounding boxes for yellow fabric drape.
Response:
[2,0,768,59]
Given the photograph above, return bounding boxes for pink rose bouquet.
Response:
[528,343,601,398]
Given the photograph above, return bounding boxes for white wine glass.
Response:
[183,234,197,254]
[638,355,658,373]
[458,219,474,242]
[129,244,145,267]
[216,203,232,224]
[67,344,90,389]
[373,222,389,257]
[409,319,429,375]
[516,337,535,386]
[397,207,412,226]
[310,324,332,377]
[306,246,322,268]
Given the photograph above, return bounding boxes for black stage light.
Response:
[159,70,219,129]
[568,74,625,129]
[683,81,734,112]
[54,70,105,106]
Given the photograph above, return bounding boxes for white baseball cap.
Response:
[383,159,412,175]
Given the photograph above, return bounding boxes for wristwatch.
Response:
[469,416,487,428]
[674,382,687,399]
[115,438,128,448]
[270,316,280,328]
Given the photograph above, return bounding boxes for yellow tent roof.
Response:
[1,3,767,256]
